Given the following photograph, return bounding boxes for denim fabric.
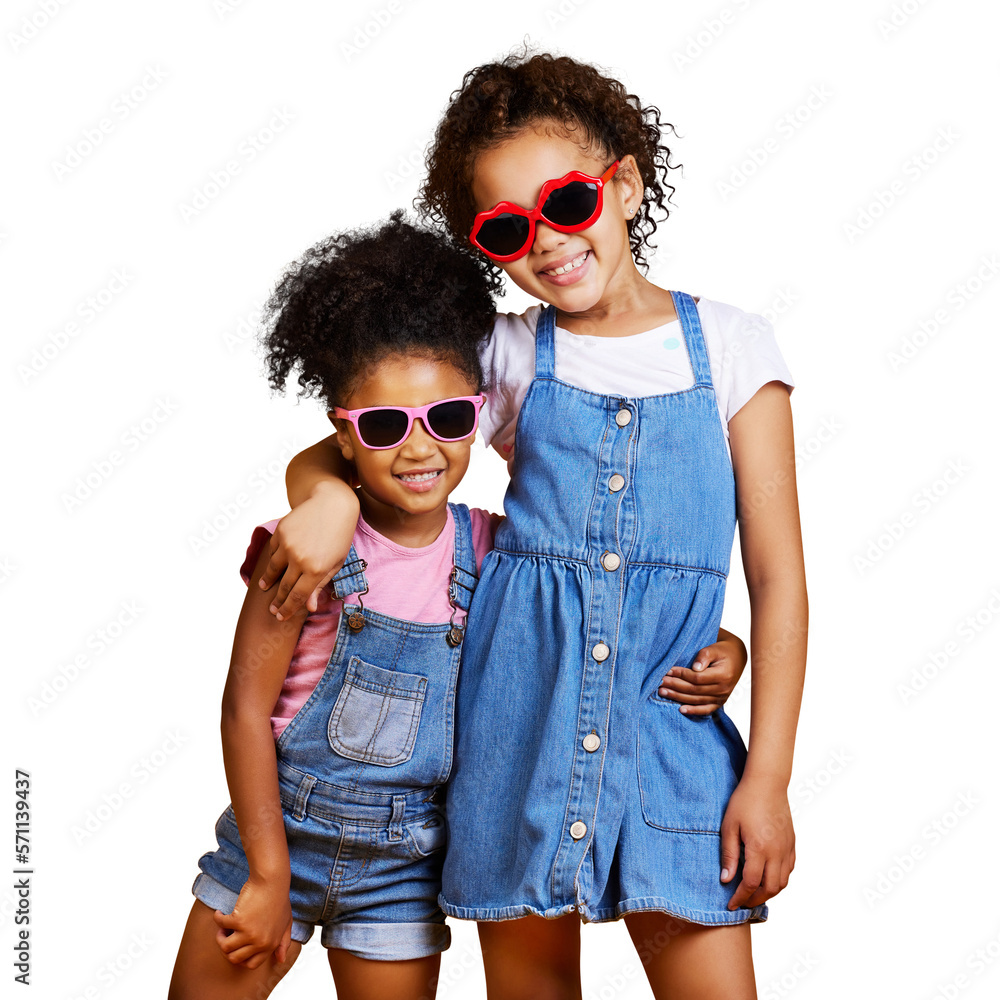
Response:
[194,504,479,960]
[441,295,767,926]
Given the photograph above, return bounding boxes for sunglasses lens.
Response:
[427,399,476,440]
[357,409,408,448]
[542,180,599,227]
[476,213,532,258]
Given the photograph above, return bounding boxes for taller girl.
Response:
[276,52,807,1000]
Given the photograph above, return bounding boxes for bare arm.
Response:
[213,542,309,967]
[257,435,360,620]
[720,381,807,909]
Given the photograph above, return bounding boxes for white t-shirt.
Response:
[478,297,795,458]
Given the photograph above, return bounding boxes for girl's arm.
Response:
[259,434,359,621]
[213,542,310,968]
[720,381,807,911]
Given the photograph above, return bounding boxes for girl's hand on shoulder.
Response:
[719,776,795,911]
[213,876,293,969]
[259,486,359,620]
[657,628,747,716]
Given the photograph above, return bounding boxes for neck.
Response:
[356,491,449,548]
[556,268,676,338]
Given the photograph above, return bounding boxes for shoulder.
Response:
[488,305,544,352]
[696,296,773,343]
[694,295,795,420]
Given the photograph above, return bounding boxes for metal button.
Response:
[608,474,626,492]
[583,732,601,752]
[601,551,621,572]
[592,642,610,662]
[615,408,632,427]
[569,821,588,840]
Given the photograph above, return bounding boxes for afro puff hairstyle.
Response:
[262,210,497,410]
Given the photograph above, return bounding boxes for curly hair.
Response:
[261,211,496,409]
[418,50,681,274]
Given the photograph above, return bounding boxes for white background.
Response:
[4,0,999,997]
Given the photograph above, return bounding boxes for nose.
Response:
[531,220,567,255]
[400,418,437,455]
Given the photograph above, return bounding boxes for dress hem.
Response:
[438,893,768,926]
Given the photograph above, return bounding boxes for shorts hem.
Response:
[439,891,766,926]
[322,921,451,961]
[194,874,450,959]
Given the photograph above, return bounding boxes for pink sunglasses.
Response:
[334,394,486,450]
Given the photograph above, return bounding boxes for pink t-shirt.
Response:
[240,506,502,738]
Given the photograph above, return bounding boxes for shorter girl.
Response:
[169,213,748,1000]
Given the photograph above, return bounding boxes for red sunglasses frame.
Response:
[333,394,486,450]
[469,160,621,263]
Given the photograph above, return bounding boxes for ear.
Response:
[614,154,645,218]
[327,412,356,463]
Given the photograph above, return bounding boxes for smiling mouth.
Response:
[541,250,590,276]
[395,470,443,483]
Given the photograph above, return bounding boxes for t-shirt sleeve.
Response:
[468,507,503,571]
[702,300,795,425]
[239,519,281,584]
[478,307,541,451]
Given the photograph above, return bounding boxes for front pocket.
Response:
[637,695,747,833]
[404,811,447,859]
[328,657,427,766]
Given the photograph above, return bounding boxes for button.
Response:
[601,551,621,572]
[583,732,601,752]
[608,474,626,492]
[615,408,632,427]
[592,642,610,662]
[569,821,588,840]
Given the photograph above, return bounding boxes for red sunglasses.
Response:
[469,161,620,262]
[334,395,486,450]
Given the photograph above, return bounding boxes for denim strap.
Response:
[448,503,479,612]
[329,544,369,600]
[669,291,714,388]
[534,305,557,378]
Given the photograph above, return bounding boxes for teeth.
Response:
[547,252,588,276]
[398,471,440,482]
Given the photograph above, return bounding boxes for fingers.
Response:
[213,918,273,968]
[258,537,288,593]
[658,667,727,706]
[678,702,723,717]
[270,573,327,621]
[719,820,741,886]
[275,923,292,965]
[727,853,765,911]
[724,848,794,910]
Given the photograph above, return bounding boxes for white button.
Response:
[583,733,601,752]
[609,474,626,492]
[570,821,588,840]
[615,409,631,427]
[601,551,621,572]
[592,642,610,662]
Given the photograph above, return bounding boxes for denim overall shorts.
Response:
[442,295,767,926]
[194,503,479,960]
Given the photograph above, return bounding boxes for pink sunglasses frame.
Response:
[469,160,621,262]
[333,394,487,450]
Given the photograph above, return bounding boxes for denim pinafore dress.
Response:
[441,295,767,926]
[195,503,480,959]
